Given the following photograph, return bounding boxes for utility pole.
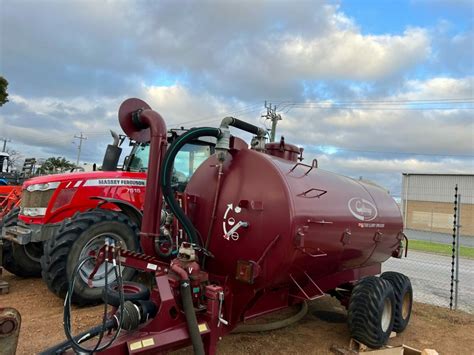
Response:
[261,101,282,142]
[73,132,87,166]
[0,137,11,152]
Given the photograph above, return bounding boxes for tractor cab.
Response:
[125,131,214,191]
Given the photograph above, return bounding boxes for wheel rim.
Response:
[23,243,43,263]
[381,298,392,332]
[402,292,411,319]
[78,232,126,288]
[112,283,142,295]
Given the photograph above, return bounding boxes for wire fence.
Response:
[383,189,474,314]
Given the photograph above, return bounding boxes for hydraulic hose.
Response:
[160,127,222,246]
[60,245,125,354]
[39,320,116,355]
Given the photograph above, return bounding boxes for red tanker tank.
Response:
[186,138,403,318]
[46,100,411,355]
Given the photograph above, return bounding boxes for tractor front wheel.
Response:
[41,209,140,305]
[1,208,42,277]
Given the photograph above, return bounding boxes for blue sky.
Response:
[342,0,472,35]
[0,0,472,197]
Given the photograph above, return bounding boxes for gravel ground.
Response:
[1,270,474,354]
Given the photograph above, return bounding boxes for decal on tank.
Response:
[222,203,243,241]
[348,197,378,222]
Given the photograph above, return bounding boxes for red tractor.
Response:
[41,98,412,354]
[1,128,213,304]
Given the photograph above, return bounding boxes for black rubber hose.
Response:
[39,320,116,355]
[160,127,221,246]
[232,301,308,333]
[181,280,205,355]
[225,117,264,136]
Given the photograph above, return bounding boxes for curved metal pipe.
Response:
[132,108,168,255]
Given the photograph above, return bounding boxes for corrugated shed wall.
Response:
[402,174,474,204]
[401,174,474,235]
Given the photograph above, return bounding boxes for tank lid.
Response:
[265,141,300,153]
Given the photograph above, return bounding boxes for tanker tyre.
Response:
[102,281,150,307]
[1,208,42,277]
[348,276,395,349]
[41,209,139,306]
[380,272,412,332]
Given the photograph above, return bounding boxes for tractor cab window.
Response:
[127,143,212,187]
[127,144,149,172]
[173,145,211,185]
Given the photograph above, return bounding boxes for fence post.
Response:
[450,185,458,310]
[454,194,461,310]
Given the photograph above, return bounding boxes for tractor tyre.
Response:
[380,272,412,332]
[348,276,395,349]
[41,209,139,305]
[1,207,43,277]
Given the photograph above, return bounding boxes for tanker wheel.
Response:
[41,209,139,305]
[1,207,42,277]
[380,272,412,332]
[102,281,150,307]
[348,276,395,349]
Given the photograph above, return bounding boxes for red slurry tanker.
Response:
[43,98,412,354]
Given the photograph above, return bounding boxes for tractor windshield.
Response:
[127,143,212,183]
[127,144,149,172]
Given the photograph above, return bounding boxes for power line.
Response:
[313,146,474,158]
[275,98,474,113]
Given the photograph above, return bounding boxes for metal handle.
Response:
[223,221,249,240]
[296,247,327,258]
[289,159,318,176]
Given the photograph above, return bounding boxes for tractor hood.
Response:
[23,171,147,188]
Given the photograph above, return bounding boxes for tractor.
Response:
[1,127,214,304]
[41,98,413,354]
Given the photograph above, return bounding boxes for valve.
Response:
[223,221,249,241]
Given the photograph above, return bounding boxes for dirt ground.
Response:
[1,270,473,355]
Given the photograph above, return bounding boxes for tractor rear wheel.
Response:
[380,272,412,332]
[1,208,42,277]
[41,209,139,305]
[348,276,395,349]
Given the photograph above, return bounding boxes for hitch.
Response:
[0,307,21,355]
[87,242,171,287]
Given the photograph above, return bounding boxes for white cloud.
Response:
[399,77,474,99]
[280,28,430,80]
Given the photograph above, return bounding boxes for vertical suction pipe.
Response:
[132,109,168,255]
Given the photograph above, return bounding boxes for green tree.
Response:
[0,76,9,107]
[38,157,75,174]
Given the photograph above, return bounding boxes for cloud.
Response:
[1,0,432,101]
[279,28,430,81]
[398,77,474,99]
[0,1,472,196]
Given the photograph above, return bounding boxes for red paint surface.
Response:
[19,171,146,225]
[186,144,403,324]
